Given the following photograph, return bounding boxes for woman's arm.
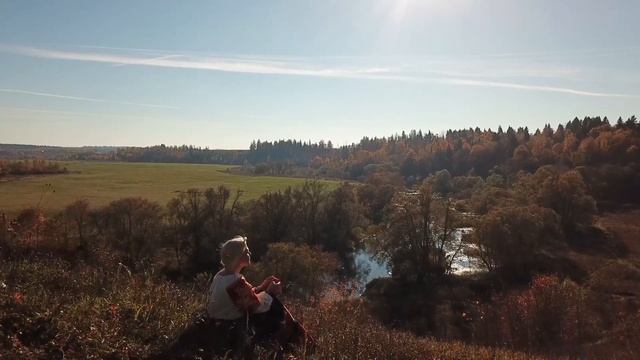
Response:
[226,277,261,312]
[253,275,278,293]
[226,276,275,313]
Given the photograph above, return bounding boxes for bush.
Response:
[293,292,539,360]
[97,197,164,265]
[515,168,597,233]
[469,186,513,214]
[244,243,340,300]
[472,205,564,278]
[475,275,598,351]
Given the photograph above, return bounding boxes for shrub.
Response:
[515,168,597,233]
[293,292,539,360]
[472,205,563,278]
[97,197,164,265]
[475,275,598,351]
[244,243,340,300]
[166,186,242,274]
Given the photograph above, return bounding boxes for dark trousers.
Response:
[250,296,313,354]
[160,298,307,360]
[249,296,286,345]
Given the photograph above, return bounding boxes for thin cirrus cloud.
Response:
[0,43,638,99]
[110,54,186,67]
[0,88,180,110]
[0,105,157,121]
[434,79,635,98]
[0,44,389,78]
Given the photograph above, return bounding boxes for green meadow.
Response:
[0,161,337,215]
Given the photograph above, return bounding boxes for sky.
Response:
[0,0,638,149]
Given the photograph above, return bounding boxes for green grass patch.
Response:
[0,161,338,215]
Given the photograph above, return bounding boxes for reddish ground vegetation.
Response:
[0,256,539,359]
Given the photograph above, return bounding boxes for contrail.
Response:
[0,88,180,109]
[0,44,387,78]
[110,54,184,67]
[1,44,638,99]
[0,105,157,120]
[431,78,639,98]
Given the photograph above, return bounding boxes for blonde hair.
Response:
[220,235,249,268]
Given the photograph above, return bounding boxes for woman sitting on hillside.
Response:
[207,236,312,357]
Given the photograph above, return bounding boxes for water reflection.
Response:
[447,227,484,275]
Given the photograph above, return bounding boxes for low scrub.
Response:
[475,275,599,354]
[0,256,537,359]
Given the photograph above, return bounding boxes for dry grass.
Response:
[294,295,540,360]
[0,257,205,359]
[0,256,539,360]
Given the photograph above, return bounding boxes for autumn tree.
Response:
[377,183,458,283]
[202,186,242,260]
[99,197,164,265]
[291,180,327,245]
[427,169,453,195]
[62,200,92,248]
[472,205,563,278]
[357,171,403,224]
[167,189,208,270]
[243,188,296,260]
[516,167,597,234]
[317,182,364,275]
[578,164,640,205]
[167,186,241,272]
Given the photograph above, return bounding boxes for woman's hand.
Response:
[266,280,283,296]
[257,275,279,293]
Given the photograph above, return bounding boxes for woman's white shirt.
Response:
[206,270,273,320]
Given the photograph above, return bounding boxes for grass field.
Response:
[0,161,338,215]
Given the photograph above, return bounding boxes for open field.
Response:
[0,161,338,215]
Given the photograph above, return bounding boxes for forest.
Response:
[1,115,640,359]
[4,115,639,191]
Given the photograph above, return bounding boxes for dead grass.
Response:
[0,256,539,360]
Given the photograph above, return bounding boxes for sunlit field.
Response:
[0,161,337,215]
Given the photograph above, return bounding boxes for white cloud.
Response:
[1,43,638,99]
[0,44,387,79]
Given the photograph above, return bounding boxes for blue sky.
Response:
[0,0,638,148]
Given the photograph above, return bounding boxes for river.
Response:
[355,228,485,287]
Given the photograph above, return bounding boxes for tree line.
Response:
[0,161,603,285]
[0,181,363,279]
[202,115,640,204]
[5,116,638,194]
[0,160,68,178]
[321,115,639,182]
[115,144,245,164]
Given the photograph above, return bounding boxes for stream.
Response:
[355,228,485,288]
